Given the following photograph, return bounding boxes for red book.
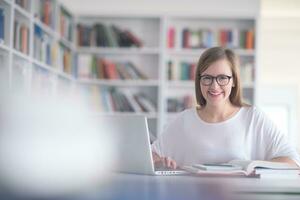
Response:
[124,30,143,47]
[219,30,227,47]
[182,28,190,48]
[246,29,254,49]
[44,0,51,26]
[60,14,65,37]
[20,25,28,54]
[190,63,196,80]
[167,27,175,48]
[104,59,119,79]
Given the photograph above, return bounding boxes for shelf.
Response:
[167,80,194,88]
[90,111,158,119]
[77,47,160,55]
[167,48,255,56]
[5,4,257,135]
[33,18,58,39]
[12,49,31,62]
[0,43,10,52]
[2,0,11,6]
[59,37,74,50]
[14,4,31,19]
[77,79,159,87]
[56,71,75,81]
[33,59,56,71]
[32,59,74,81]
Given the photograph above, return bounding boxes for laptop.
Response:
[99,115,186,175]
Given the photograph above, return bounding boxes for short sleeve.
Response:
[256,108,300,166]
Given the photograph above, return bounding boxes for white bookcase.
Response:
[0,0,76,98]
[0,0,257,138]
[164,16,256,125]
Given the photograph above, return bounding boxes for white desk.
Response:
[73,173,300,200]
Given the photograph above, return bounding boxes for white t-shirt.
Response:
[152,106,300,166]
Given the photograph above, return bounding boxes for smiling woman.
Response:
[151,46,300,169]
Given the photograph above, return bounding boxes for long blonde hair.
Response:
[195,47,247,107]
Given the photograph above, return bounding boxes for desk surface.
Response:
[74,173,300,200]
[2,173,300,200]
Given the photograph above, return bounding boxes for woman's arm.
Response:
[271,156,299,167]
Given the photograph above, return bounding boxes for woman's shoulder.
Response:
[241,105,269,120]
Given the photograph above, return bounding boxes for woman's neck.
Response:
[198,102,240,123]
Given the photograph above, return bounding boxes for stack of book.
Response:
[79,86,156,113]
[183,160,300,179]
[77,23,143,47]
[168,27,254,49]
[168,60,196,81]
[78,55,148,80]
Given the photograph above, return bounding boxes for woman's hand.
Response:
[152,152,177,169]
[271,156,299,167]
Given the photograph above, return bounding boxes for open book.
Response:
[183,160,300,177]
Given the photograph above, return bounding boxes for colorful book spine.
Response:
[14,21,29,54]
[0,8,4,42]
[60,7,72,41]
[167,27,175,48]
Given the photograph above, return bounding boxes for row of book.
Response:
[167,95,195,112]
[77,23,143,47]
[34,0,55,29]
[60,7,73,41]
[168,61,196,81]
[78,55,148,80]
[59,44,72,74]
[167,60,255,83]
[14,20,29,55]
[0,8,4,43]
[168,27,255,49]
[34,25,73,74]
[80,86,157,113]
[34,25,54,65]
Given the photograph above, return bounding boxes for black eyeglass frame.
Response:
[199,75,232,86]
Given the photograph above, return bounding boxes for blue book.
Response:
[0,8,5,41]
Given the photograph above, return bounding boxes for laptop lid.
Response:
[98,115,155,175]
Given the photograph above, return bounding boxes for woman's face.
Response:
[200,58,234,107]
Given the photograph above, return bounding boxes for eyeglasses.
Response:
[199,75,232,86]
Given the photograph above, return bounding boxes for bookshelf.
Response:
[164,17,256,125]
[74,15,256,136]
[1,0,257,137]
[0,0,76,99]
[75,15,162,135]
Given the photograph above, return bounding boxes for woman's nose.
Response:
[210,78,219,88]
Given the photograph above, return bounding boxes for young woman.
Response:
[152,47,300,169]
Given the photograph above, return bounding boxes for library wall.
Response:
[259,0,300,149]
[60,0,259,16]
